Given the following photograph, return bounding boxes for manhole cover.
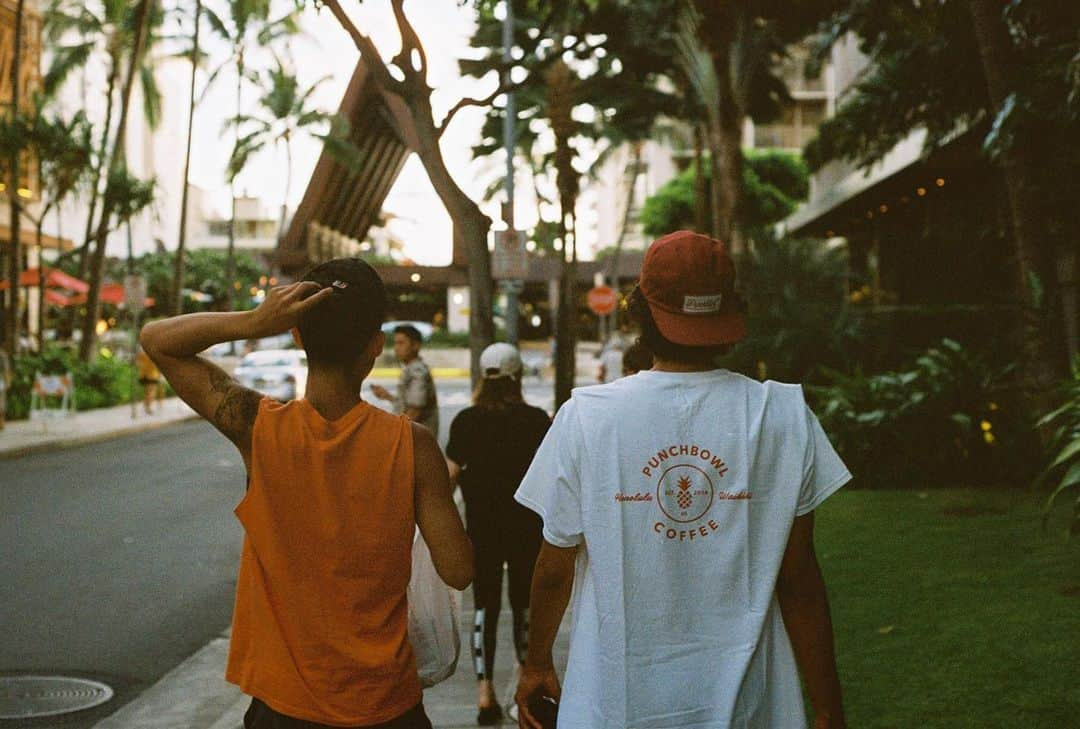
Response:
[0,676,113,719]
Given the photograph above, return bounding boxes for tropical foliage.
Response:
[1037,362,1080,534]
[640,150,809,241]
[804,0,1079,396]
[107,248,266,314]
[721,238,862,384]
[5,344,138,419]
[808,339,1035,489]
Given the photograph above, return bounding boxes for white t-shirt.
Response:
[515,369,851,729]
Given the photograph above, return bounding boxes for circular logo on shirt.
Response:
[656,464,715,523]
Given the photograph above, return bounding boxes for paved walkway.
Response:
[0,398,199,460]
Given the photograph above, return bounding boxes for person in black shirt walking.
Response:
[446,343,551,726]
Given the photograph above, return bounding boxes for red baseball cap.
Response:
[639,230,747,346]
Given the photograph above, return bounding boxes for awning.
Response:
[0,226,74,251]
[0,266,89,292]
[67,283,154,308]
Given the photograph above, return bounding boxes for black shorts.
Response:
[243,698,432,729]
[138,377,159,386]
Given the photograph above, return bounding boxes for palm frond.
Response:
[139,63,163,130]
[43,42,94,97]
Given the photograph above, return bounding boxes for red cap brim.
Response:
[647,300,747,346]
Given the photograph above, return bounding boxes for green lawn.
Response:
[815,489,1080,728]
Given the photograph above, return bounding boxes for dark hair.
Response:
[472,375,523,410]
[297,258,386,368]
[622,341,654,375]
[627,286,730,366]
[393,324,423,344]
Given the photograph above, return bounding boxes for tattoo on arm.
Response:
[208,366,261,447]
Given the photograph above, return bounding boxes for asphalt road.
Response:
[0,420,246,728]
[0,377,558,728]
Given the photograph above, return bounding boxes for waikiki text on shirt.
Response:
[515,369,851,729]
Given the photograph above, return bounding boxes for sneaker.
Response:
[477,704,503,726]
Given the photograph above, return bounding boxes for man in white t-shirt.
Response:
[514,231,850,729]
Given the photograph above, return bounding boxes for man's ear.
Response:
[366,330,386,359]
[291,327,303,348]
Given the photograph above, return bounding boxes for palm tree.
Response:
[0,110,94,351]
[466,2,673,407]
[42,0,166,278]
[225,57,334,268]
[4,0,26,359]
[202,0,298,313]
[79,0,153,361]
[171,0,203,316]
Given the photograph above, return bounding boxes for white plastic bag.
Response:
[407,528,461,688]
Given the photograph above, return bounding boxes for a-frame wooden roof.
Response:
[278,58,412,274]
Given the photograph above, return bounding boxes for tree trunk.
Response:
[715,105,744,253]
[322,0,494,382]
[391,89,494,384]
[224,48,242,318]
[968,0,1066,399]
[79,0,152,362]
[79,55,119,280]
[172,0,202,316]
[554,211,577,409]
[605,142,643,285]
[693,124,707,233]
[4,0,25,359]
[273,135,292,275]
[36,220,45,353]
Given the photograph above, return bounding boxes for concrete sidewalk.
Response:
[92,594,572,729]
[0,397,199,460]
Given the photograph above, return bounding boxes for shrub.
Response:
[721,238,864,383]
[7,344,137,419]
[807,339,1037,488]
[1037,361,1080,534]
[425,329,471,349]
[639,149,810,241]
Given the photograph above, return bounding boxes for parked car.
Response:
[233,349,308,401]
[381,320,434,341]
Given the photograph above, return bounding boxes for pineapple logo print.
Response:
[657,464,715,523]
[676,475,694,510]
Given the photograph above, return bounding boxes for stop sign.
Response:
[587,285,618,316]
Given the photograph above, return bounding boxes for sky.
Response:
[186,0,526,266]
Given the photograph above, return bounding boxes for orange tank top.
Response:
[226,398,421,726]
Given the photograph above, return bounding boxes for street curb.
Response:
[91,630,245,729]
[0,413,202,461]
[369,368,470,379]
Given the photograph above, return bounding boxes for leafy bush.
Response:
[1037,361,1080,534]
[807,339,1036,488]
[425,329,471,348]
[7,345,137,419]
[721,238,864,383]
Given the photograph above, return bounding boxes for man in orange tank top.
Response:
[141,258,473,729]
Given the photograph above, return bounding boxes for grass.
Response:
[815,489,1080,728]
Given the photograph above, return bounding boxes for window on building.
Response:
[753,99,828,150]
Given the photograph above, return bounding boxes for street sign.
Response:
[492,229,528,280]
[587,285,618,316]
[124,274,147,315]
